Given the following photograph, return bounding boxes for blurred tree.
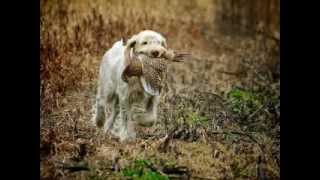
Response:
[213,0,279,40]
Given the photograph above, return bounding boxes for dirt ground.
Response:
[40,1,279,179]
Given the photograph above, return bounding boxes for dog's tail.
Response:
[114,39,124,48]
[102,39,125,60]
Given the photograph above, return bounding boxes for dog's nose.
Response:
[151,50,159,57]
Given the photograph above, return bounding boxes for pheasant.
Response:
[122,48,190,95]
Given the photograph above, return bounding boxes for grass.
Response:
[40,0,214,115]
[122,159,169,180]
[227,87,264,118]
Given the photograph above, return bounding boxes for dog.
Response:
[93,30,168,142]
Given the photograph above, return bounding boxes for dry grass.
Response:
[40,0,215,115]
[40,0,279,179]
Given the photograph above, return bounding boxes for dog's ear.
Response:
[122,34,139,82]
[125,35,138,49]
[122,36,128,44]
[161,40,167,48]
[122,47,143,83]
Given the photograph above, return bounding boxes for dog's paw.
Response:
[103,120,113,133]
[119,129,136,143]
[136,114,157,127]
[95,105,106,128]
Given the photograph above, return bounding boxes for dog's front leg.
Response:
[119,99,136,142]
[136,95,159,127]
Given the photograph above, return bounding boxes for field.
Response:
[40,0,280,179]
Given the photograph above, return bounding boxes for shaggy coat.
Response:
[94,30,168,141]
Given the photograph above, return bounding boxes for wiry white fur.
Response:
[93,30,167,142]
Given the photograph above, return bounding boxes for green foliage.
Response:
[227,87,263,118]
[186,111,209,127]
[227,86,280,135]
[164,160,177,167]
[122,159,169,180]
[88,175,105,180]
[176,103,209,127]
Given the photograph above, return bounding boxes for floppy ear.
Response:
[122,46,143,83]
[162,40,167,48]
[125,34,138,49]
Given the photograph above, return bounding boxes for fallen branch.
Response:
[144,161,189,178]
[162,166,189,175]
[158,126,184,153]
[55,161,90,173]
[247,102,269,121]
[63,165,90,172]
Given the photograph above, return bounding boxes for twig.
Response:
[162,166,189,175]
[256,155,268,180]
[63,165,90,172]
[146,162,189,178]
[208,130,256,143]
[217,70,246,76]
[207,130,265,154]
[158,127,178,153]
[191,175,216,180]
[247,102,268,121]
[195,91,226,102]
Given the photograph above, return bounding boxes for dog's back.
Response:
[98,40,126,97]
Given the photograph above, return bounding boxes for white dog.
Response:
[94,30,168,141]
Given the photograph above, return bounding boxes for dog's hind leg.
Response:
[95,81,113,128]
[95,94,107,128]
[118,99,136,142]
[104,96,119,133]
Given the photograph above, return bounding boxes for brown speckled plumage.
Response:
[140,55,167,93]
[122,48,190,94]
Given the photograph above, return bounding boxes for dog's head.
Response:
[122,30,168,95]
[125,30,167,58]
[121,30,190,95]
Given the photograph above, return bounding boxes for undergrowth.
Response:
[122,159,169,180]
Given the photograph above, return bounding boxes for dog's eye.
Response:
[142,41,147,45]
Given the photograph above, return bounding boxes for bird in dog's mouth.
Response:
[122,47,190,95]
